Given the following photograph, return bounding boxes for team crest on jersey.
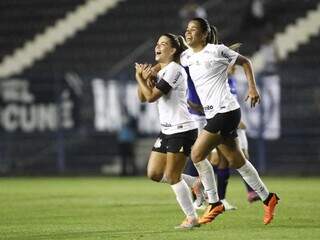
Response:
[154,138,162,148]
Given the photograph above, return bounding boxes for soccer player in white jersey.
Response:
[182,32,257,211]
[135,33,200,229]
[180,18,279,225]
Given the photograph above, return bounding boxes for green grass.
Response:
[0,176,320,240]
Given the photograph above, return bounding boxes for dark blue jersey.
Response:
[185,67,204,116]
[228,76,237,96]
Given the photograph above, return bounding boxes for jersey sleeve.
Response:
[161,63,184,89]
[217,44,239,67]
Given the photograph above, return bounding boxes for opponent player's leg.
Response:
[218,137,279,225]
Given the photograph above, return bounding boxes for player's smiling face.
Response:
[185,20,206,48]
[154,36,175,63]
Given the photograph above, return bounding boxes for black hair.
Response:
[162,33,188,62]
[191,18,218,45]
[209,25,218,44]
[191,18,242,52]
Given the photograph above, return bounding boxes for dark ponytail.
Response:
[192,18,218,45]
[162,33,188,62]
[208,25,218,44]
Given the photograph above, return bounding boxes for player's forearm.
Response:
[136,75,154,101]
[137,86,146,102]
[237,56,258,90]
[243,60,257,90]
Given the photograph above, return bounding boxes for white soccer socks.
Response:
[171,180,198,219]
[181,174,198,188]
[237,160,269,201]
[194,159,220,204]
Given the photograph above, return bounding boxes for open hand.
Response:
[245,87,261,107]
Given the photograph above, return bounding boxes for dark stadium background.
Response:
[0,0,319,176]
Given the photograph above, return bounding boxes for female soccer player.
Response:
[180,17,279,225]
[183,32,259,210]
[135,33,200,229]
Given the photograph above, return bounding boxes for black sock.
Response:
[216,168,230,200]
[263,193,274,205]
[210,201,222,207]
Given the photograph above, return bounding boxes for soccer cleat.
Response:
[247,191,260,203]
[221,199,237,211]
[263,193,280,225]
[192,178,206,209]
[174,217,200,230]
[198,202,225,224]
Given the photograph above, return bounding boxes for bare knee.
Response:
[191,148,205,163]
[147,171,163,182]
[208,150,219,166]
[164,172,181,185]
[227,153,246,169]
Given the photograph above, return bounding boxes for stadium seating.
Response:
[0,0,319,174]
[267,33,320,174]
[0,0,87,61]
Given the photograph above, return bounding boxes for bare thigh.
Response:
[217,137,246,169]
[147,151,167,182]
[164,152,187,185]
[191,129,223,163]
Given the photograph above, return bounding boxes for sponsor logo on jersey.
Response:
[204,105,214,110]
[173,72,182,84]
[221,51,232,63]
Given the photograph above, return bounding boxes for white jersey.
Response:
[156,62,196,135]
[181,44,240,119]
